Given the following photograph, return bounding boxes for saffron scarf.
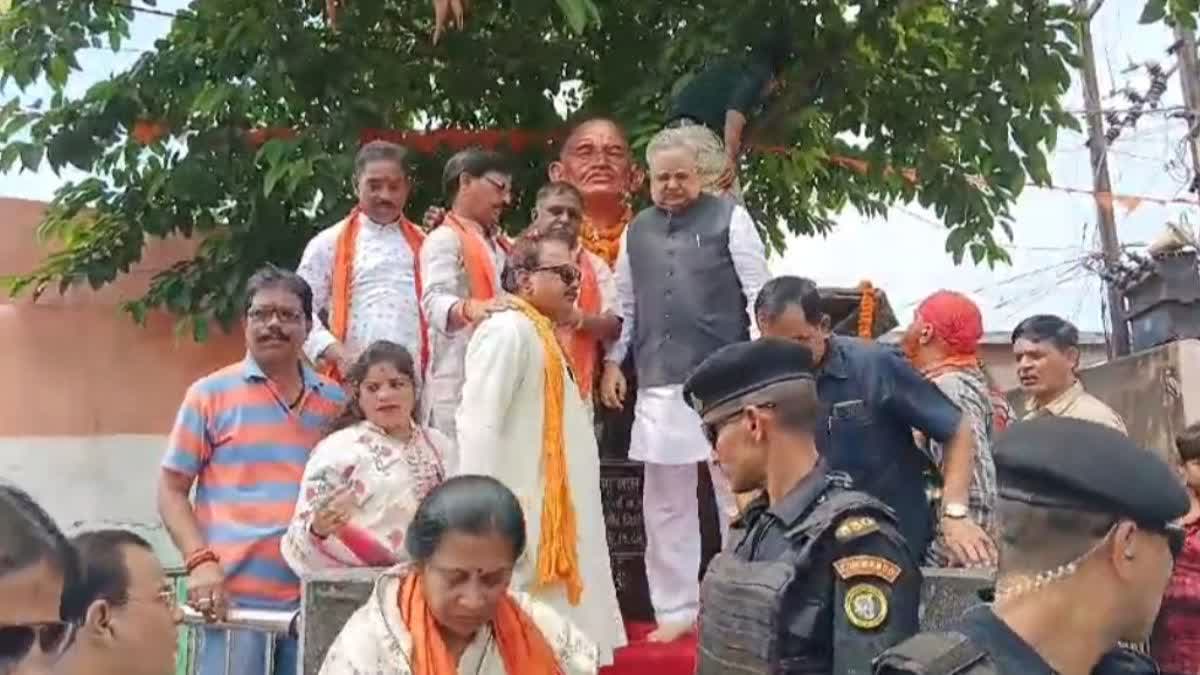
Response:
[557,250,601,400]
[445,214,511,302]
[508,296,584,605]
[397,572,563,675]
[325,207,429,380]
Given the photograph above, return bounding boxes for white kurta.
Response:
[297,216,422,365]
[606,204,771,465]
[456,310,626,666]
[319,570,599,675]
[419,224,507,439]
[281,421,456,574]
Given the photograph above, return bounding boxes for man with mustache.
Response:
[457,227,627,665]
[600,125,771,643]
[419,148,514,439]
[1012,314,1125,433]
[157,266,345,675]
[297,141,428,382]
[527,182,620,412]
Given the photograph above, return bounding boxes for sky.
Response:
[1,0,1193,333]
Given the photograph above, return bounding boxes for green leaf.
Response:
[47,54,70,88]
[1140,0,1168,24]
[18,143,41,171]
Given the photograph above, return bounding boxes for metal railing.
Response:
[171,573,299,675]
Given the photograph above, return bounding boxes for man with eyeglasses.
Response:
[0,484,78,675]
[419,148,515,440]
[56,530,181,675]
[156,265,345,675]
[456,227,627,666]
[876,417,1187,675]
[598,124,770,643]
[684,338,919,675]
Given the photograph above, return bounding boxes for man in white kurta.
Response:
[420,149,514,438]
[600,126,771,642]
[298,141,427,377]
[457,230,626,666]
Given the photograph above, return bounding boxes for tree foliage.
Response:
[1141,0,1200,29]
[0,0,1081,339]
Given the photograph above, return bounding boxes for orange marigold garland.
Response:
[580,204,634,268]
[857,280,876,339]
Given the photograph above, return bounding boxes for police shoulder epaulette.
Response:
[834,515,880,543]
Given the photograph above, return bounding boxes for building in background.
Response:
[0,198,242,564]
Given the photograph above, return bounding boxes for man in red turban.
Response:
[902,290,1008,567]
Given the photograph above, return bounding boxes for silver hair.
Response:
[645,127,707,167]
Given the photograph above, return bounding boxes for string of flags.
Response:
[120,121,1200,213]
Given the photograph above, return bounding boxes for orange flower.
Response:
[131,119,167,146]
[857,280,876,339]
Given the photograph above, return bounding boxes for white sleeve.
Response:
[455,315,528,477]
[281,434,356,574]
[604,230,635,363]
[420,228,466,334]
[728,205,771,340]
[297,227,339,361]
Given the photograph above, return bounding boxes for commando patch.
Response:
[833,554,902,583]
[844,583,889,630]
[834,516,880,543]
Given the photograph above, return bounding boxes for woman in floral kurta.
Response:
[283,340,456,573]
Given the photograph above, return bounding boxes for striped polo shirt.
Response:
[163,355,346,609]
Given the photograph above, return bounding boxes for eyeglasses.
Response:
[482,175,512,196]
[247,307,304,324]
[0,621,74,663]
[128,588,178,612]
[532,263,580,285]
[701,402,776,446]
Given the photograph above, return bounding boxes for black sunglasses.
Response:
[702,402,776,446]
[0,621,73,663]
[532,263,580,285]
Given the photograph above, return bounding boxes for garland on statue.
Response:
[580,204,633,268]
[857,280,876,339]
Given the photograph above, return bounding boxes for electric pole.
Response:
[1075,0,1131,357]
[1174,24,1200,189]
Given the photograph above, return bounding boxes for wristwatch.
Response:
[942,502,970,520]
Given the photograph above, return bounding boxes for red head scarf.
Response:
[916,290,983,357]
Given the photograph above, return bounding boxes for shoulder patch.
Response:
[834,554,902,583]
[834,515,880,542]
[844,582,889,629]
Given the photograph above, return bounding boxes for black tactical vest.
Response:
[696,489,893,675]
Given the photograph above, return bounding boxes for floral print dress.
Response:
[282,421,455,573]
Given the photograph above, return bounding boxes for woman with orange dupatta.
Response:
[319,475,598,675]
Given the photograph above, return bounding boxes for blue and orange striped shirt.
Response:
[163,356,346,609]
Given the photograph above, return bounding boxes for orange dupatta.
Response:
[398,572,563,675]
[325,207,429,381]
[444,214,511,302]
[557,251,601,400]
[508,296,584,606]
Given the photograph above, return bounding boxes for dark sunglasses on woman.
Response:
[0,621,73,664]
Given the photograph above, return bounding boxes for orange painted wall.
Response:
[0,198,244,436]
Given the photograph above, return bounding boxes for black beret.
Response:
[683,338,816,417]
[994,417,1188,527]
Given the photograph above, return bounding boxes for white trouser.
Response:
[642,460,737,625]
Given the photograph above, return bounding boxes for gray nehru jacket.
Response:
[623,193,752,387]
